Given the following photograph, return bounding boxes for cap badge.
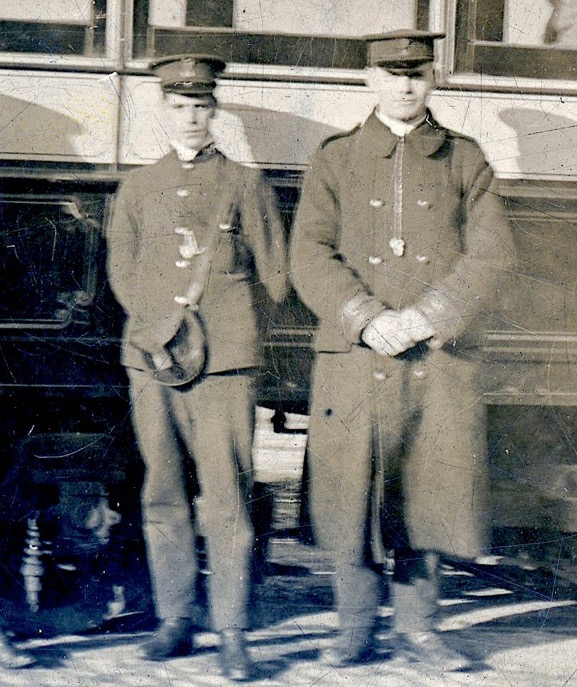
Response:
[180,58,197,79]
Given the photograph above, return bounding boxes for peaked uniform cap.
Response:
[150,54,226,95]
[365,29,445,67]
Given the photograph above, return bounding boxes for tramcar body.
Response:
[0,0,576,626]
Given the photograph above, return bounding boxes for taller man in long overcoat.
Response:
[291,30,516,670]
[106,55,286,681]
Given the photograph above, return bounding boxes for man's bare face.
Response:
[163,93,215,149]
[365,63,435,122]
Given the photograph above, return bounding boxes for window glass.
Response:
[133,0,413,63]
[454,0,577,82]
[0,198,99,328]
[0,0,107,56]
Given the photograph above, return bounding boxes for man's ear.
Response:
[364,66,381,91]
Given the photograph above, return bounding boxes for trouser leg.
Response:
[333,562,381,632]
[392,549,439,633]
[173,375,255,631]
[391,549,470,670]
[128,369,198,621]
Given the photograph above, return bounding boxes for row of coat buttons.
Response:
[175,226,201,268]
[370,198,433,209]
[373,368,428,381]
[368,254,430,265]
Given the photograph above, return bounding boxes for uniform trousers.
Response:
[127,368,255,631]
[307,345,489,635]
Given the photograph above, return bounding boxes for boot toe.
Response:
[0,634,35,670]
[219,629,255,682]
[141,618,196,661]
[396,631,470,671]
[321,626,380,667]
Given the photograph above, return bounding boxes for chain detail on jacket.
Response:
[391,137,405,257]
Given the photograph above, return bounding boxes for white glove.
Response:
[361,309,413,356]
[396,307,436,344]
[362,308,436,357]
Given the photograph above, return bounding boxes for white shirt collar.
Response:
[374,110,426,138]
[171,137,214,162]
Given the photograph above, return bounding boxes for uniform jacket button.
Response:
[368,255,383,265]
[373,370,387,381]
[416,254,430,264]
[176,188,190,197]
[412,367,428,380]
[370,199,384,208]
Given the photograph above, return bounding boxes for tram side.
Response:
[1,19,577,627]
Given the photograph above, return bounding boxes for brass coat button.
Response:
[412,367,428,380]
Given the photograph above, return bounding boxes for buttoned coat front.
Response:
[107,149,287,375]
[291,112,516,560]
[106,147,287,628]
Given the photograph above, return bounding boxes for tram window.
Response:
[454,0,577,82]
[0,0,108,56]
[130,0,382,68]
[132,0,234,58]
[0,198,99,329]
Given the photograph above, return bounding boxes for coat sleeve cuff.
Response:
[415,291,463,346]
[129,311,184,354]
[341,293,387,343]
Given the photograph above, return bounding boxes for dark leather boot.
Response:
[321,624,379,666]
[0,631,35,669]
[218,629,255,682]
[141,617,196,661]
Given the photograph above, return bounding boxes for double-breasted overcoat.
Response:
[291,111,516,562]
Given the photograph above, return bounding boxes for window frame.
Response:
[123,0,420,85]
[434,0,577,95]
[0,0,122,71]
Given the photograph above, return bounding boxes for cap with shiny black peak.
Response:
[149,54,226,95]
[365,30,445,69]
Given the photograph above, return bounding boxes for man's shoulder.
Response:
[446,128,481,147]
[319,124,363,152]
[218,154,256,177]
[216,155,267,192]
[434,121,484,153]
[119,154,176,186]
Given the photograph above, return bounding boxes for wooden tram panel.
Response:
[1,175,577,521]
